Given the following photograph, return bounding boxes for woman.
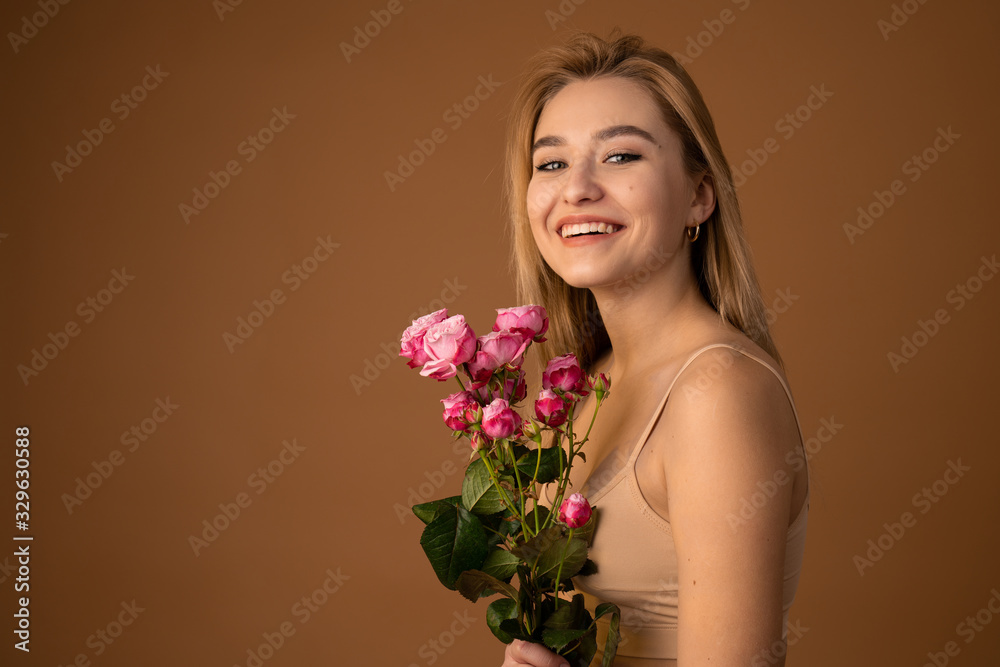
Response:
[500,30,810,666]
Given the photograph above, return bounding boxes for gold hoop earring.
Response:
[686,223,701,242]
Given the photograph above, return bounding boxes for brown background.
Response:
[3,0,999,665]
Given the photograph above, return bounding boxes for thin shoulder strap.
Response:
[626,343,746,467]
[625,343,809,500]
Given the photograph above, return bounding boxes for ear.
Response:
[689,170,717,226]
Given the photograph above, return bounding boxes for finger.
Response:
[508,639,570,667]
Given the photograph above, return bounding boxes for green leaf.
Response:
[568,629,597,667]
[577,559,598,577]
[499,618,532,642]
[454,569,518,602]
[412,496,461,525]
[541,627,590,653]
[535,537,588,581]
[516,446,567,485]
[487,598,519,643]
[482,548,520,582]
[419,505,489,590]
[595,603,622,667]
[522,505,551,536]
[542,593,584,630]
[462,457,505,515]
[510,525,563,566]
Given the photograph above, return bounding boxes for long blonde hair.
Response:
[503,28,783,375]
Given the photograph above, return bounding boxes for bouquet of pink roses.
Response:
[400,305,620,667]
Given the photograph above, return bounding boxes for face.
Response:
[526,76,713,291]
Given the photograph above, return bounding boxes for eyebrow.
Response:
[531,124,658,158]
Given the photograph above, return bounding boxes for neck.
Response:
[589,251,718,379]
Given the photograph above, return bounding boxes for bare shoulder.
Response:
[662,338,799,467]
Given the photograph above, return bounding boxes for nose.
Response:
[561,161,603,204]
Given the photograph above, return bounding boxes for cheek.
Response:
[526,178,559,223]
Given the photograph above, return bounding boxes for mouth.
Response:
[557,220,625,239]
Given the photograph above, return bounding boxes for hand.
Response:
[502,639,570,667]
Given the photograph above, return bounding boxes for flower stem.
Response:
[552,527,575,610]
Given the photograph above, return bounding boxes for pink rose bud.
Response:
[441,391,478,432]
[399,309,448,369]
[543,354,589,396]
[465,403,483,425]
[588,372,611,400]
[494,305,549,343]
[534,388,569,427]
[419,315,477,381]
[469,431,488,451]
[559,493,592,528]
[521,417,543,442]
[481,398,522,440]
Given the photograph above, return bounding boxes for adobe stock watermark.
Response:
[671,0,752,65]
[751,617,809,666]
[394,436,470,524]
[852,458,970,576]
[7,0,74,54]
[675,288,799,403]
[233,567,350,667]
[544,0,589,31]
[54,600,145,665]
[843,125,960,244]
[403,610,477,667]
[351,276,467,395]
[17,267,135,386]
[213,0,246,22]
[340,0,415,63]
[877,0,932,41]
[921,586,1000,667]
[732,84,834,188]
[187,438,306,556]
[179,106,296,224]
[222,235,340,353]
[50,65,169,182]
[384,74,502,192]
[609,245,672,300]
[726,416,841,530]
[601,577,808,665]
[61,396,180,514]
[886,253,996,373]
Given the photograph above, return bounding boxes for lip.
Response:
[555,214,627,238]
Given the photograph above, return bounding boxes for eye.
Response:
[607,151,641,165]
[534,159,565,172]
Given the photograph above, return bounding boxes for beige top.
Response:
[545,343,809,662]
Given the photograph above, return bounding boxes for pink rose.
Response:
[419,315,477,380]
[559,493,592,528]
[399,309,449,369]
[494,305,549,343]
[534,388,569,427]
[441,391,479,432]
[466,331,531,387]
[481,398,522,440]
[543,354,589,396]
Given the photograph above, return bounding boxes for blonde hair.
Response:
[503,28,783,375]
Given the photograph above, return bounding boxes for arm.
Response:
[660,353,801,665]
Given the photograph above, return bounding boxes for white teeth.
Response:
[560,222,620,238]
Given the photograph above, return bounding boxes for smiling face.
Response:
[526,75,711,291]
